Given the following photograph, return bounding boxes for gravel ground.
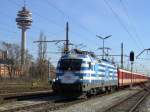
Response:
[0,87,142,112]
[0,95,60,112]
[136,94,150,112]
[0,100,47,111]
[50,88,141,112]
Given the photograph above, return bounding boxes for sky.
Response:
[0,0,150,74]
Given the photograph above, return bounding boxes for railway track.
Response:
[103,84,150,112]
[0,96,81,112]
[0,87,140,112]
[0,90,52,104]
[0,84,147,112]
[0,88,120,112]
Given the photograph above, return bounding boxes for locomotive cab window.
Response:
[88,62,92,69]
[59,59,82,71]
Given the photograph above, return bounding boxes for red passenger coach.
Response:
[118,69,149,87]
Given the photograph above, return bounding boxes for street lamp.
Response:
[96,35,112,59]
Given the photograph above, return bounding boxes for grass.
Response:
[0,79,52,94]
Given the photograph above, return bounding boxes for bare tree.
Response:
[36,32,48,81]
[0,42,20,78]
[38,32,47,61]
[0,41,33,78]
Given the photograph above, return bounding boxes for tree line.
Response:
[0,32,55,82]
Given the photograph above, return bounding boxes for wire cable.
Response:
[119,0,145,49]
[103,0,142,50]
[45,0,96,39]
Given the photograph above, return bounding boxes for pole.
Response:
[96,35,111,59]
[121,43,124,68]
[103,39,104,59]
[130,61,133,89]
[48,60,50,81]
[66,22,69,53]
[21,28,26,65]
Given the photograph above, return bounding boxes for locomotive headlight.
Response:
[55,77,59,81]
[80,78,83,81]
[52,78,56,82]
[80,77,83,80]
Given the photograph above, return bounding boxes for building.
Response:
[0,50,22,78]
[0,50,9,78]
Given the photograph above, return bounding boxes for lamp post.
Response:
[96,35,112,59]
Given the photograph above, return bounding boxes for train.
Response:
[52,49,149,97]
[118,69,149,87]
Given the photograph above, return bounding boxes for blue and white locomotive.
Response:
[52,49,118,96]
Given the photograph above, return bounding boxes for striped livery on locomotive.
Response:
[52,49,118,96]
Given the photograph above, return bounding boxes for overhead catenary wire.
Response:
[7,0,65,60]
[7,0,64,30]
[8,0,83,44]
[103,0,142,50]
[119,0,145,49]
[5,0,146,52]
[7,0,66,39]
[4,0,60,37]
[46,0,96,36]
[7,0,21,7]
[0,8,20,34]
[45,0,97,45]
[104,0,148,70]
[8,0,97,50]
[9,0,149,63]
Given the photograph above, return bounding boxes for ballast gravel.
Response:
[136,94,150,112]
[51,88,141,112]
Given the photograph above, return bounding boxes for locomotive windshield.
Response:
[59,59,82,71]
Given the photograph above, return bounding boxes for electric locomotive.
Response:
[52,49,118,96]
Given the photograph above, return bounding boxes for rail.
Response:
[103,83,150,112]
[0,90,52,104]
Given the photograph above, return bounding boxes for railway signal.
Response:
[130,51,134,62]
[130,51,134,89]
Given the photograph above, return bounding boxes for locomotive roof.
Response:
[60,49,116,67]
[60,49,97,61]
